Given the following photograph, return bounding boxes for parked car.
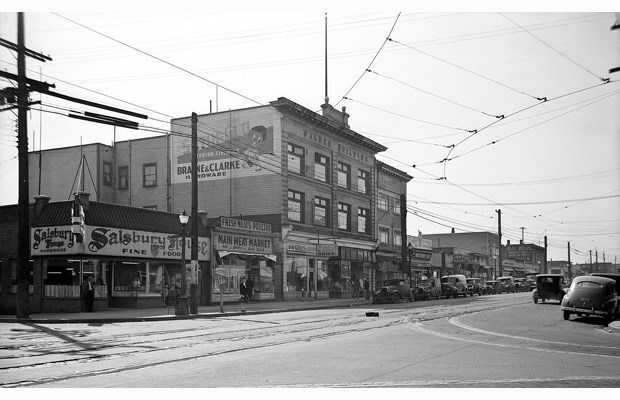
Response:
[525,276,537,291]
[533,274,567,304]
[413,278,442,301]
[497,276,516,293]
[440,274,468,298]
[561,275,619,322]
[484,280,501,294]
[373,279,413,303]
[514,278,529,292]
[591,273,620,290]
[466,278,484,296]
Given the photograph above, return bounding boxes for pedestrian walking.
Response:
[364,278,370,300]
[246,277,254,302]
[240,276,249,312]
[83,275,95,312]
[352,277,360,299]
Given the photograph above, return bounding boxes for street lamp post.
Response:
[175,210,190,316]
[407,242,413,285]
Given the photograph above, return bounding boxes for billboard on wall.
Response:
[31,226,210,261]
[506,244,533,262]
[171,108,281,184]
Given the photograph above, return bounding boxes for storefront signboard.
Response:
[31,225,210,260]
[221,217,271,233]
[214,232,272,253]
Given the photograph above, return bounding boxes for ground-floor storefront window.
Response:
[213,255,274,302]
[283,257,329,300]
[43,258,107,298]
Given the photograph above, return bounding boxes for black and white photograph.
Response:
[0,0,619,392]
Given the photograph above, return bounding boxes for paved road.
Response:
[1,292,618,388]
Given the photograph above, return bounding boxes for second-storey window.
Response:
[394,229,402,246]
[103,161,112,186]
[378,193,389,211]
[143,163,157,188]
[118,166,129,190]
[357,207,369,234]
[379,226,390,244]
[288,143,305,175]
[314,153,329,183]
[314,197,329,227]
[337,162,350,189]
[357,169,369,194]
[288,190,304,222]
[393,197,401,215]
[337,202,350,231]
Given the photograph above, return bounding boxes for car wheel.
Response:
[563,310,570,320]
[534,298,538,304]
[542,298,546,303]
[391,293,399,303]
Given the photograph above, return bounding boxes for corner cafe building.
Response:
[29,196,209,313]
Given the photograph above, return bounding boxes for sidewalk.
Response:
[0,297,375,324]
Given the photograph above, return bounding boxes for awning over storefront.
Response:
[218,251,277,262]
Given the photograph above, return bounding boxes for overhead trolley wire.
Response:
[52,13,263,107]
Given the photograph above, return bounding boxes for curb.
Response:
[0,301,375,324]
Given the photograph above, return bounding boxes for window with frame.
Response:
[314,153,330,183]
[143,163,157,188]
[118,166,129,190]
[338,202,350,231]
[357,207,369,234]
[378,226,390,244]
[393,196,401,215]
[337,162,350,189]
[288,190,304,222]
[103,161,112,186]
[357,169,369,194]
[288,143,305,175]
[378,193,389,211]
[394,229,402,246]
[314,197,329,227]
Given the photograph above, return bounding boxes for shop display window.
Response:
[112,261,174,296]
[43,258,108,298]
[214,256,247,294]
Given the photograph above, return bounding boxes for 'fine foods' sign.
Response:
[31,226,210,260]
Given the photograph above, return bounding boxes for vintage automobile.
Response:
[561,275,619,322]
[497,276,516,293]
[591,273,620,290]
[514,278,530,292]
[413,278,442,300]
[373,279,413,303]
[466,278,484,296]
[484,280,501,294]
[440,274,468,298]
[533,274,567,304]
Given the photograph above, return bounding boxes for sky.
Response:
[1,1,619,264]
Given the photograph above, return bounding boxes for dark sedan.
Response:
[561,275,619,322]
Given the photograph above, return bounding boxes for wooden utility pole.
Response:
[496,209,502,278]
[190,112,199,313]
[16,12,30,319]
[544,236,548,274]
[567,242,572,280]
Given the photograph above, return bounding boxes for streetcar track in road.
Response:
[0,311,403,387]
[449,315,620,351]
[407,317,620,359]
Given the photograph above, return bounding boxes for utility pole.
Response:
[543,236,547,274]
[190,112,199,313]
[16,12,30,319]
[595,251,599,273]
[589,250,593,274]
[496,209,502,278]
[520,227,525,243]
[567,242,572,280]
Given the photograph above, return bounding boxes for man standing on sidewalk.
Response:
[364,278,370,300]
[83,275,95,312]
[240,276,249,313]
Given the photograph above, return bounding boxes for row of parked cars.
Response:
[531,273,620,323]
[372,274,528,304]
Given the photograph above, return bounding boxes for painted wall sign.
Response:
[31,226,210,260]
[171,109,281,183]
[220,217,272,233]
